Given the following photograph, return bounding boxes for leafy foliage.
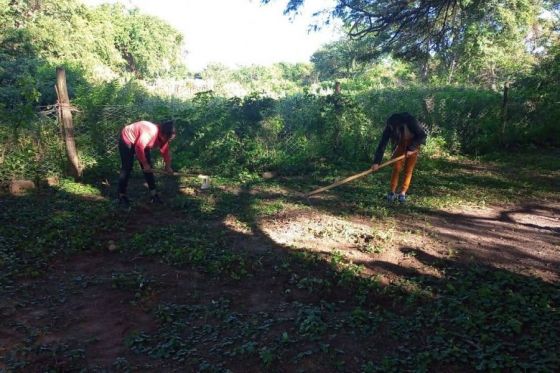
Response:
[2,153,559,370]
[0,180,116,285]
[267,0,548,87]
[512,43,560,146]
[200,62,315,97]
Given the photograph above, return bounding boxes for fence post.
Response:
[501,81,509,146]
[55,67,82,179]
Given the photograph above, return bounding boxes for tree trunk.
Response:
[55,67,82,179]
[421,58,430,83]
[334,81,341,94]
[447,57,456,84]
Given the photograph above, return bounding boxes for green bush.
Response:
[0,81,554,183]
[0,118,63,185]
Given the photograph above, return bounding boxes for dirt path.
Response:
[400,202,560,282]
[1,193,559,371]
[260,200,560,283]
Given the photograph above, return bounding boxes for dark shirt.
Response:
[373,113,427,164]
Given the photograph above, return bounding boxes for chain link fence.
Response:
[0,84,548,187]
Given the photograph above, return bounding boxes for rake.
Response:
[306,154,406,197]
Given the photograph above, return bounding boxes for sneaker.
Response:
[150,194,163,204]
[118,195,130,208]
[387,192,397,202]
[398,193,406,203]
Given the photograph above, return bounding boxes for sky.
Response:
[82,0,342,71]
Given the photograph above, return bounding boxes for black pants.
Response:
[117,137,156,195]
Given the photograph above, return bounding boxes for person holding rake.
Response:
[371,112,427,203]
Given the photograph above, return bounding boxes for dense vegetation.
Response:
[1,0,558,184]
[1,151,559,371]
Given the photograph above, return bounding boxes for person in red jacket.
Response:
[117,120,175,207]
[371,112,427,203]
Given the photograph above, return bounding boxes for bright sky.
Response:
[82,0,341,71]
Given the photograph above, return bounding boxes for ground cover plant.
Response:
[1,150,558,371]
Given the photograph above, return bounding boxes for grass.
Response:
[0,151,559,371]
[0,182,121,284]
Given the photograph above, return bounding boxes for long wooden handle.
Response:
[306,154,406,197]
[153,169,208,178]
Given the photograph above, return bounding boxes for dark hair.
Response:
[158,120,175,139]
[386,112,412,128]
[386,112,415,145]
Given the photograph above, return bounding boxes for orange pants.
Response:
[390,141,419,194]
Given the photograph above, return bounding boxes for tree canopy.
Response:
[0,0,187,125]
[265,0,558,86]
[1,0,186,82]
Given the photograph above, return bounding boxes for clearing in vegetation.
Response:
[1,151,559,371]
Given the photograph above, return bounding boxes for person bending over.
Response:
[371,112,427,203]
[117,120,175,207]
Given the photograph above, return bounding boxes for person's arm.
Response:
[373,126,391,165]
[159,141,173,172]
[406,117,427,152]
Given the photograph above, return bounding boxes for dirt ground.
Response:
[261,200,560,283]
[1,182,559,371]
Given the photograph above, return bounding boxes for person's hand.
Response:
[164,165,174,175]
[371,163,380,171]
[142,165,153,173]
[406,150,418,158]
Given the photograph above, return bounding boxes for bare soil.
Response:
[1,185,559,371]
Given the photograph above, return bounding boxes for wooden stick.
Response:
[306,154,406,197]
[153,169,209,178]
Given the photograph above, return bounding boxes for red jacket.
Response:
[121,121,171,168]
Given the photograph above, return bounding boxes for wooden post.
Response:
[55,67,82,178]
[501,81,509,146]
[422,95,435,130]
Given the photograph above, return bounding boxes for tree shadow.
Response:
[390,202,560,281]
[149,178,559,370]
[354,246,559,370]
[1,159,559,371]
[496,203,560,233]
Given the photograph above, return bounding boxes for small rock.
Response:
[180,186,197,196]
[46,176,59,187]
[262,171,277,180]
[9,180,36,196]
[107,240,118,252]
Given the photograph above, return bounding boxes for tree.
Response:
[275,62,315,85]
[264,0,545,85]
[311,38,377,80]
[0,1,42,128]
[515,40,560,145]
[111,7,186,79]
[1,0,187,84]
[55,67,82,178]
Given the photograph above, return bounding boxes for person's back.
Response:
[371,112,427,203]
[117,120,175,207]
[121,121,159,148]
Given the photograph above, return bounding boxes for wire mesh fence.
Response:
[0,84,548,186]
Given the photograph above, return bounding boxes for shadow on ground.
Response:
[1,162,559,371]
